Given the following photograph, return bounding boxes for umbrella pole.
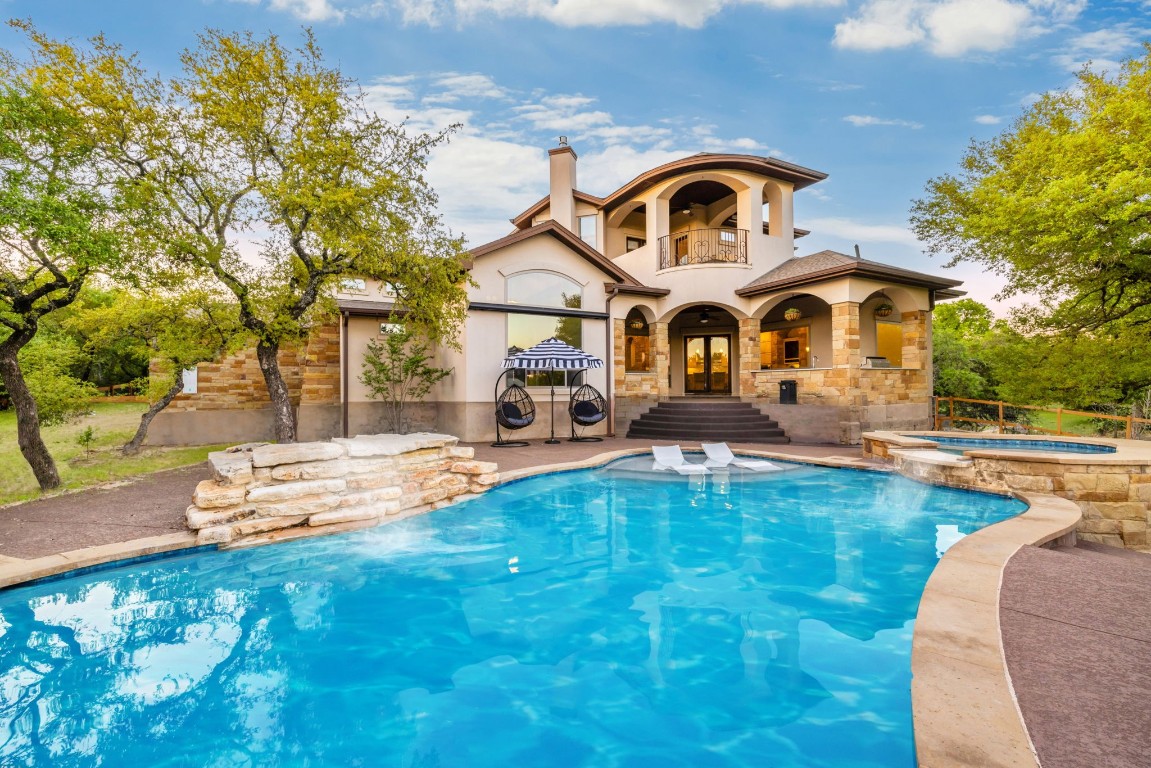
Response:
[546,370,560,444]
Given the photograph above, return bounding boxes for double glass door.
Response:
[684,335,730,394]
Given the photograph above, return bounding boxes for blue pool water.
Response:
[0,462,1025,767]
[912,435,1117,455]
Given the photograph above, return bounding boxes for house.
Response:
[150,142,961,446]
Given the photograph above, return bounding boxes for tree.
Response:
[912,47,1151,357]
[0,41,136,489]
[125,29,467,444]
[74,287,243,454]
[359,325,451,434]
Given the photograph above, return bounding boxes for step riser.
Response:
[626,399,790,444]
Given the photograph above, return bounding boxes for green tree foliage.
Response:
[931,299,998,400]
[359,325,451,434]
[74,286,243,453]
[135,30,467,443]
[17,333,99,426]
[0,29,140,489]
[913,47,1151,407]
[912,47,1151,330]
[18,26,470,446]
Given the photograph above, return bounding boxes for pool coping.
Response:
[874,430,1151,464]
[0,446,1078,768]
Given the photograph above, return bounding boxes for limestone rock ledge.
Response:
[190,433,497,547]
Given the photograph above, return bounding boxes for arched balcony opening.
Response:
[658,180,746,269]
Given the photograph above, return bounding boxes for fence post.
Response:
[1127,415,1134,440]
[1056,407,1062,435]
[998,401,1004,433]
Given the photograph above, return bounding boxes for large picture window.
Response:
[506,271,584,387]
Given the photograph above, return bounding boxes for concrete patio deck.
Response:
[0,436,1145,767]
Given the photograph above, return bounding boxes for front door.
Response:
[684,335,731,394]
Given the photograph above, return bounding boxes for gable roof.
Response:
[736,250,963,297]
[467,220,646,287]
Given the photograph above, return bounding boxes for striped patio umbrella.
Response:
[502,338,604,444]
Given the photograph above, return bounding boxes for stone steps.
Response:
[626,400,790,444]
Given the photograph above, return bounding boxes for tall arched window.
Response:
[506,271,583,386]
[624,309,651,372]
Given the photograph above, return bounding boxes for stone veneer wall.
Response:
[864,436,1151,549]
[187,433,497,548]
[613,318,670,433]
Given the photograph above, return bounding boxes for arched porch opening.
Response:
[665,303,744,396]
[859,288,919,368]
[757,295,834,370]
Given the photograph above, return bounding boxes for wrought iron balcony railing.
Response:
[657,228,748,270]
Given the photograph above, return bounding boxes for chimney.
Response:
[548,139,577,232]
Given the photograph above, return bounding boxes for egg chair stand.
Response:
[568,375,607,443]
[492,375,536,447]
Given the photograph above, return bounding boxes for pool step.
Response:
[626,400,790,444]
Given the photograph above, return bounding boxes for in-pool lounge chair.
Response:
[652,445,711,475]
[701,442,784,472]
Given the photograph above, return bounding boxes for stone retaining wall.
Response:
[187,433,497,548]
[864,433,1151,549]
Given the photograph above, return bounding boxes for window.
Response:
[625,236,646,252]
[507,313,582,386]
[505,271,584,386]
[339,278,367,294]
[760,327,810,369]
[507,272,582,309]
[876,321,903,367]
[624,309,651,372]
[578,215,597,249]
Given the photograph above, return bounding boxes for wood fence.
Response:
[933,396,1151,440]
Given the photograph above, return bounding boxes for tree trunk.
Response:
[256,339,297,443]
[122,376,185,456]
[0,332,61,490]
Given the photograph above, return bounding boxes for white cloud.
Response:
[833,0,925,51]
[924,0,1032,56]
[360,71,786,247]
[1052,23,1151,73]
[363,0,843,28]
[844,114,923,128]
[804,217,921,247]
[833,0,1085,57]
[268,0,346,21]
[974,114,1002,124]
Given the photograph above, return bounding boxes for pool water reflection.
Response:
[0,462,1025,767]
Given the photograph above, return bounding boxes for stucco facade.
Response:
[153,143,961,446]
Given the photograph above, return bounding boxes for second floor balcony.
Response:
[658,227,748,270]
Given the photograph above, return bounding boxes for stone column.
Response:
[831,302,861,370]
[900,310,929,370]
[737,317,761,398]
[652,321,671,398]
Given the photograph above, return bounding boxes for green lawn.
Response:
[1028,409,1122,437]
[0,401,228,506]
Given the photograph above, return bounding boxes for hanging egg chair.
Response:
[568,378,607,442]
[492,374,536,447]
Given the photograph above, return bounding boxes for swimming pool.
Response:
[907,435,1117,455]
[0,460,1025,767]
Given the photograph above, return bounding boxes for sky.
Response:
[2,0,1148,311]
